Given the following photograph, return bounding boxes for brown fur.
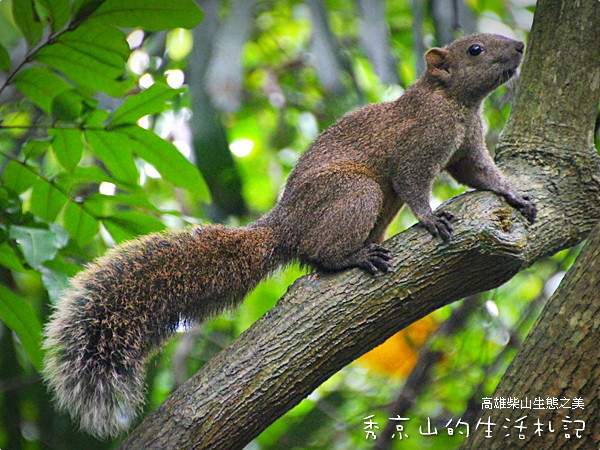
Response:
[268,34,535,271]
[43,33,537,439]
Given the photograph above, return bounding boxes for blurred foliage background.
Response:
[0,0,596,448]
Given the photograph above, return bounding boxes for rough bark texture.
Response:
[121,0,600,448]
[461,222,600,449]
[375,295,480,450]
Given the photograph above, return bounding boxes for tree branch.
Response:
[374,295,480,450]
[121,0,600,447]
[461,221,600,449]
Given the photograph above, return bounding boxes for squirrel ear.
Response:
[425,48,451,82]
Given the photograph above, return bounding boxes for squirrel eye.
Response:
[468,44,484,56]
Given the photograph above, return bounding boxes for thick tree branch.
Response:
[375,295,481,450]
[461,222,600,449]
[121,0,600,447]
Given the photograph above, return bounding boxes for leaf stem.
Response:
[0,20,82,97]
[0,149,98,218]
[0,124,105,131]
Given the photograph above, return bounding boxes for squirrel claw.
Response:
[505,192,537,223]
[436,210,456,221]
[419,213,454,241]
[357,244,393,275]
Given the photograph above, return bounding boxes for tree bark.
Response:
[461,221,600,449]
[121,0,600,448]
[375,295,480,450]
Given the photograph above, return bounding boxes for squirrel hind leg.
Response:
[292,175,390,274]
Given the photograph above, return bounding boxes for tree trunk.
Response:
[189,0,248,221]
[355,0,399,84]
[120,0,600,447]
[461,222,600,449]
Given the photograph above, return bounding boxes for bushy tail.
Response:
[43,224,285,439]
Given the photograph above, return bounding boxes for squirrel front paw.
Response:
[418,211,455,241]
[504,192,537,223]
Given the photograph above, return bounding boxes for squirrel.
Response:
[43,33,537,439]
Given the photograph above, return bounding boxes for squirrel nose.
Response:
[515,41,525,53]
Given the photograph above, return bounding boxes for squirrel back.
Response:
[44,223,286,438]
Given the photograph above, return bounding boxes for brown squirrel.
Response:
[43,33,536,439]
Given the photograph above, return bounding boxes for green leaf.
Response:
[3,160,36,194]
[9,225,68,269]
[59,166,118,185]
[0,243,27,272]
[73,0,104,22]
[13,67,72,114]
[103,211,165,243]
[35,24,132,97]
[30,177,69,221]
[62,201,98,245]
[86,192,160,213]
[101,220,131,243]
[0,190,29,225]
[55,23,130,63]
[0,285,44,372]
[39,266,70,302]
[23,138,53,159]
[40,257,83,301]
[83,108,109,126]
[12,0,44,47]
[89,0,203,31]
[0,43,11,72]
[120,125,210,199]
[37,0,71,32]
[84,130,139,184]
[44,257,82,277]
[110,83,185,126]
[51,90,85,122]
[50,128,83,170]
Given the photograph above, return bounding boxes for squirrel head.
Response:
[425,33,525,104]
